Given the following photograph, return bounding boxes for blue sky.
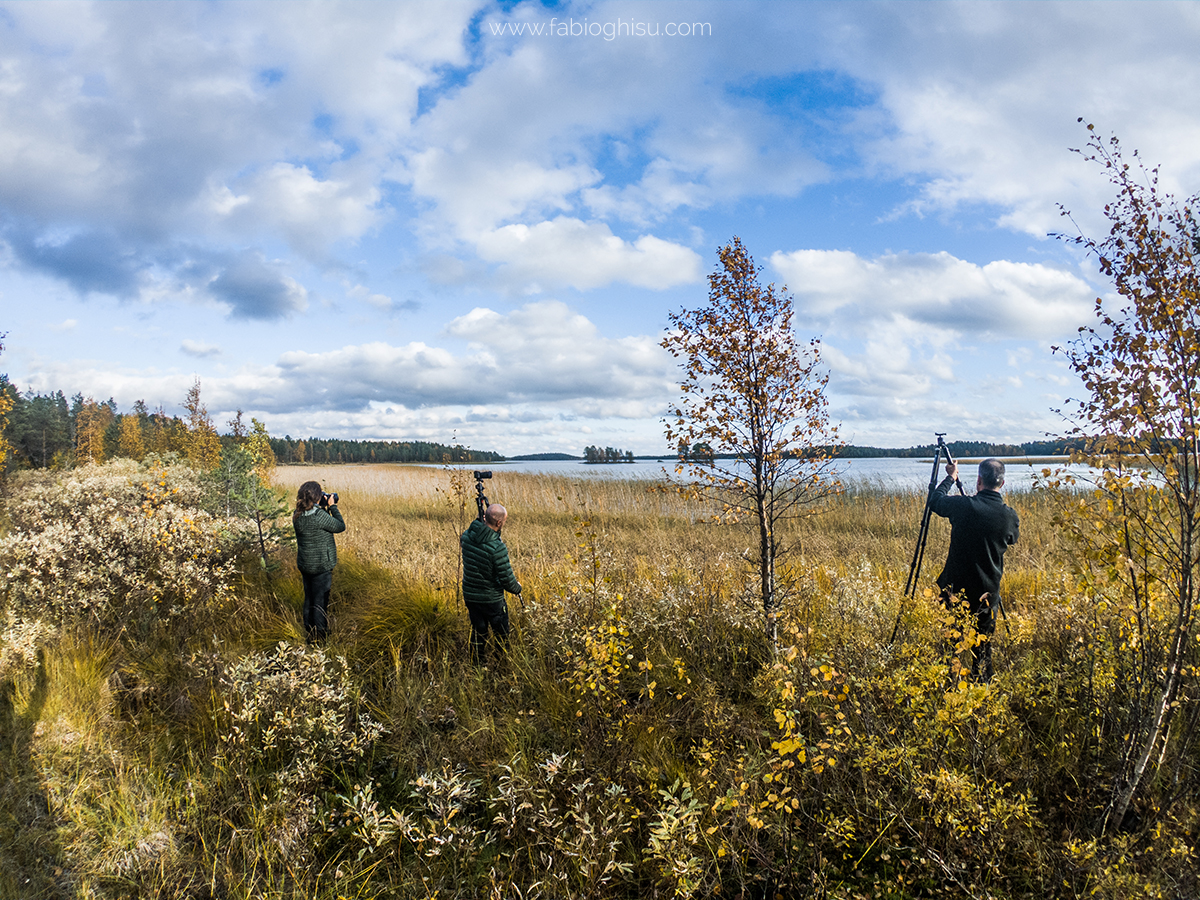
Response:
[3,0,1199,455]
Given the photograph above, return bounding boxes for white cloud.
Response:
[216,163,383,259]
[181,339,221,358]
[403,6,826,286]
[8,0,1192,452]
[0,2,479,291]
[820,327,954,400]
[581,106,828,222]
[476,218,703,290]
[11,299,676,451]
[347,283,401,310]
[807,3,1200,235]
[766,247,1095,441]
[190,299,676,414]
[407,149,601,242]
[445,299,665,377]
[771,249,1095,340]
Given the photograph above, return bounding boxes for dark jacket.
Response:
[929,477,1019,608]
[294,505,345,575]
[461,518,521,606]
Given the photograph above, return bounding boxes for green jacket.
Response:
[294,505,345,574]
[461,518,521,605]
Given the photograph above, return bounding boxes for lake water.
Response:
[442,456,1087,492]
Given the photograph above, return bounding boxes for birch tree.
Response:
[1056,123,1200,833]
[662,237,841,645]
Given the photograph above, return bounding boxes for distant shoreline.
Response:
[276,454,1080,467]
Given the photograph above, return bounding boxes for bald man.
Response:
[930,457,1020,682]
[460,503,522,663]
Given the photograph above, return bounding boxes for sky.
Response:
[2,0,1200,456]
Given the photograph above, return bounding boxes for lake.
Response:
[439,456,1088,492]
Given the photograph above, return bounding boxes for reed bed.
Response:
[270,464,1065,607]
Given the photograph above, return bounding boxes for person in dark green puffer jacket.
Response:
[460,503,521,662]
[293,480,346,643]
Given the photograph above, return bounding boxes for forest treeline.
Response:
[834,439,1085,458]
[0,376,1077,472]
[0,377,501,469]
[674,439,1086,461]
[268,435,502,465]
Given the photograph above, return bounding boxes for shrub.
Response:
[0,459,243,641]
[218,642,384,796]
[212,642,385,879]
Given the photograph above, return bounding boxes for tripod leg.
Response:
[895,444,947,643]
[894,509,933,642]
[904,503,935,595]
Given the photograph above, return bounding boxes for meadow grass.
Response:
[271,463,1068,626]
[0,461,1193,899]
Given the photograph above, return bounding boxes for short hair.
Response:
[485,503,507,526]
[978,458,1005,490]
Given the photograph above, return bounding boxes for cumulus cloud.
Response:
[476,218,703,291]
[820,329,954,400]
[7,0,1192,451]
[10,1,1193,307]
[443,299,669,399]
[407,149,602,241]
[9,297,673,438]
[770,249,1095,340]
[582,106,829,223]
[764,247,1096,442]
[96,300,670,421]
[346,283,413,312]
[403,8,828,288]
[0,2,478,297]
[215,162,384,260]
[800,3,1200,235]
[14,359,199,412]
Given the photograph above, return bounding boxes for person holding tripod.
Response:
[461,473,521,663]
[930,457,1020,682]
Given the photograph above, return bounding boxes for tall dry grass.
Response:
[271,463,1066,612]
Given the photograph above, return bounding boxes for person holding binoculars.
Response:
[293,480,346,644]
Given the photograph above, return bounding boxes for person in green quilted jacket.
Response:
[460,503,521,663]
[293,480,346,643]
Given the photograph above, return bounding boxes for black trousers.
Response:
[465,600,510,663]
[302,570,333,641]
[942,589,998,682]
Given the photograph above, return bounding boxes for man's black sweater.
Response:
[928,476,1020,609]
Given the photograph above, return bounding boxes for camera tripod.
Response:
[473,470,492,521]
[890,433,963,644]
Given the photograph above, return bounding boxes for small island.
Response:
[583,444,635,464]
